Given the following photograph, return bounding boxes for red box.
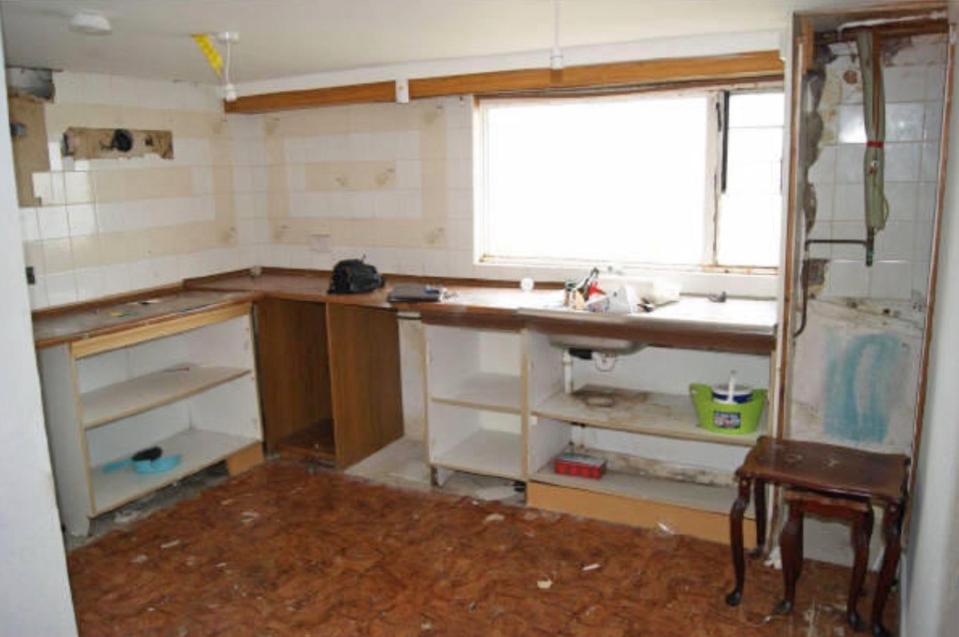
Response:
[554,452,607,480]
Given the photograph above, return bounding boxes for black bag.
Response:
[328,258,384,294]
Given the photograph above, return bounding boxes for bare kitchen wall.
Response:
[19,72,248,309]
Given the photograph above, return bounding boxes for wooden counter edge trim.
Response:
[523,315,776,354]
[37,295,258,351]
[69,300,254,359]
[418,306,527,331]
[31,282,185,320]
[225,50,784,114]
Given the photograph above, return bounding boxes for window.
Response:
[477,88,784,270]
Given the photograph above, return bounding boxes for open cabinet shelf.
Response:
[533,385,761,447]
[432,429,523,481]
[38,302,263,536]
[430,372,521,414]
[90,429,257,513]
[80,364,251,429]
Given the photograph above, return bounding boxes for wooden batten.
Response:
[225,80,396,114]
[411,50,783,99]
[224,50,784,114]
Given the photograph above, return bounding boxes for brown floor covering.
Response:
[68,460,894,636]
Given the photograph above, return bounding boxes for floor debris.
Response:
[68,461,892,636]
[160,539,181,550]
[582,563,600,572]
[483,513,505,524]
[536,577,553,590]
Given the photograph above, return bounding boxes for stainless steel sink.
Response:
[547,333,646,355]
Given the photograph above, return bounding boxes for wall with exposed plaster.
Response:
[791,33,947,455]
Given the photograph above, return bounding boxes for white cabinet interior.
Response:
[39,304,263,535]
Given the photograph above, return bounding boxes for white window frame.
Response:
[474,82,784,276]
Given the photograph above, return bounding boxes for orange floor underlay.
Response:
[67,460,894,636]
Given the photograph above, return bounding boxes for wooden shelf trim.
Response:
[225,50,784,114]
[533,386,762,447]
[80,364,251,429]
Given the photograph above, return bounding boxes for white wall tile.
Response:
[823,260,869,298]
[38,206,69,240]
[885,142,921,182]
[875,222,914,260]
[868,261,911,300]
[66,204,97,236]
[45,271,78,306]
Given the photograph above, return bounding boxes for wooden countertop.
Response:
[33,290,255,349]
[33,269,779,354]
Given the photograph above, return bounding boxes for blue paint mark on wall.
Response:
[823,333,901,443]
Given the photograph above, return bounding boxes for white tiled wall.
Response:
[19,72,249,309]
[808,34,946,302]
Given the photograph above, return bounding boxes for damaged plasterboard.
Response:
[790,299,921,453]
[62,126,173,160]
[9,94,50,207]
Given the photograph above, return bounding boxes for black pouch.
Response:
[328,258,384,294]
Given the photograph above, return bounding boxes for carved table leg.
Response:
[847,505,873,632]
[726,477,752,606]
[871,504,902,637]
[775,502,804,615]
[751,478,767,557]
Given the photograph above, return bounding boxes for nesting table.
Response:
[725,436,909,637]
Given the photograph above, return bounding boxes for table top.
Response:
[739,436,909,504]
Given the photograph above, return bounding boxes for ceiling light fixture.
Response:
[69,11,112,36]
[550,0,563,71]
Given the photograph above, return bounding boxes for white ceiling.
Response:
[0,0,940,85]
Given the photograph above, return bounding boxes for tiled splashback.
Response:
[807,33,947,302]
[20,73,242,308]
[239,97,475,277]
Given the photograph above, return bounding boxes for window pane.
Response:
[717,92,785,267]
[483,94,708,265]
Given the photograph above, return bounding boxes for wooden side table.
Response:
[724,436,909,637]
[779,489,874,630]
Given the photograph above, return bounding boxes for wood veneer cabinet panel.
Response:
[326,304,404,467]
[254,299,333,452]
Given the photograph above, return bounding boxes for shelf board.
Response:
[533,386,761,447]
[529,467,753,518]
[430,373,521,414]
[275,420,336,465]
[81,364,251,429]
[432,429,522,480]
[90,429,258,514]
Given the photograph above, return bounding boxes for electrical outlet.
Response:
[25,266,35,285]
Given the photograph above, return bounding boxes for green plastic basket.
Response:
[689,383,766,436]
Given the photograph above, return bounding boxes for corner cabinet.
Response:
[38,302,264,536]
